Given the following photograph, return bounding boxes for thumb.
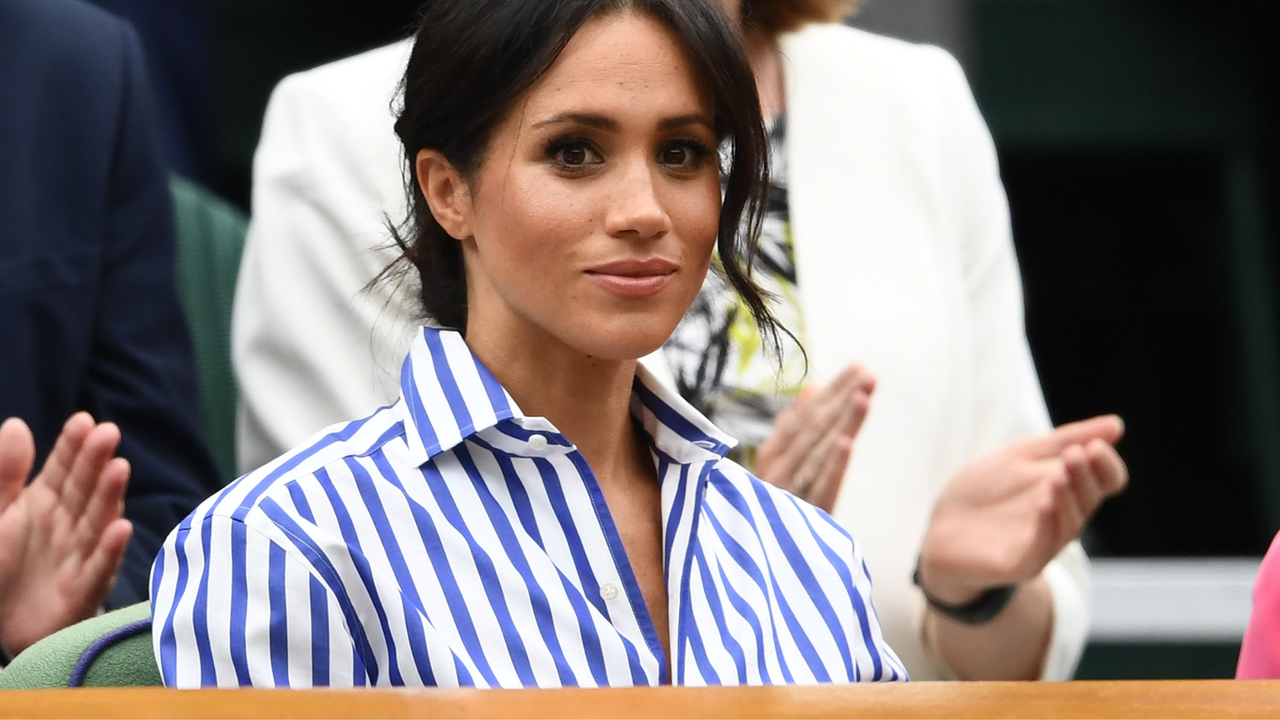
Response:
[797,384,819,405]
[0,417,36,509]
[1025,415,1125,457]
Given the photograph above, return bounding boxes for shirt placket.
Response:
[660,459,712,686]
[565,448,670,685]
[506,421,667,686]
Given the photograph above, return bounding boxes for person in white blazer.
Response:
[232,0,1127,681]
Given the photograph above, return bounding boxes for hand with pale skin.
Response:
[0,413,133,659]
[754,364,875,512]
[915,415,1128,680]
[917,414,1128,604]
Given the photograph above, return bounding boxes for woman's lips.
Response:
[586,258,678,298]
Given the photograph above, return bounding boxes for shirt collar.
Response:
[397,327,737,467]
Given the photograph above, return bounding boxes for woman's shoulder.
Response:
[268,39,410,119]
[1,0,134,68]
[780,21,992,166]
[705,458,857,554]
[780,22,970,98]
[180,404,412,532]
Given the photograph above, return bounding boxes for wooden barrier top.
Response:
[1,680,1278,719]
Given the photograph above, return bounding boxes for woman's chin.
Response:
[563,315,680,362]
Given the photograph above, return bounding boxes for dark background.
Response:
[971,0,1280,559]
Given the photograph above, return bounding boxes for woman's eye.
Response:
[550,141,601,168]
[661,147,690,165]
[659,141,708,170]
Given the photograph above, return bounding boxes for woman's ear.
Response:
[416,149,473,240]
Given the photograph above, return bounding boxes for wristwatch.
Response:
[912,561,1017,625]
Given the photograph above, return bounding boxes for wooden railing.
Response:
[1,681,1278,719]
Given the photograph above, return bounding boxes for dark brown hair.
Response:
[390,0,785,358]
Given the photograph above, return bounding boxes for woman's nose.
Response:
[604,162,672,240]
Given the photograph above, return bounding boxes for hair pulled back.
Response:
[392,0,783,356]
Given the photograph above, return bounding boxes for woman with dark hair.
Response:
[232,0,1128,683]
[152,0,904,688]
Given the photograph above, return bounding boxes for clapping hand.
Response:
[916,415,1128,605]
[0,414,133,659]
[755,364,875,512]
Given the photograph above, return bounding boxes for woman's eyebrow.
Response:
[531,113,617,130]
[529,113,714,132]
[658,114,714,131]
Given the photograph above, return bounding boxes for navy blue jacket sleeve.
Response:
[0,0,222,607]
[92,17,223,607]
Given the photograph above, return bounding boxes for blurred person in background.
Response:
[0,0,222,660]
[82,0,220,187]
[233,0,1127,680]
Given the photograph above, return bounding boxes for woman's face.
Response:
[434,11,722,362]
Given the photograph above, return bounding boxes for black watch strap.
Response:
[912,563,1017,625]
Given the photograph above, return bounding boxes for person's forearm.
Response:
[925,573,1053,680]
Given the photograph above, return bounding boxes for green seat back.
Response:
[0,603,159,688]
[171,176,248,483]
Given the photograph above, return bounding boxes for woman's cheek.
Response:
[521,182,596,244]
[673,182,721,252]
[492,187,577,266]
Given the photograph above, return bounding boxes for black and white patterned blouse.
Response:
[664,114,807,464]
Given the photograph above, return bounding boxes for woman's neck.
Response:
[743,31,784,119]
[464,322,648,490]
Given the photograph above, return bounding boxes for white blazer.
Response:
[232,24,1089,681]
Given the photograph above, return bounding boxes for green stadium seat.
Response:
[170,176,248,484]
[0,603,159,688]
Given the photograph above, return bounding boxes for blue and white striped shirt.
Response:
[151,328,905,688]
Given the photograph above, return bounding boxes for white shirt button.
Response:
[600,583,619,601]
[528,434,548,452]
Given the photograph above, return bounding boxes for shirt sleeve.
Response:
[924,47,1091,681]
[150,512,366,687]
[841,514,912,682]
[232,57,418,474]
